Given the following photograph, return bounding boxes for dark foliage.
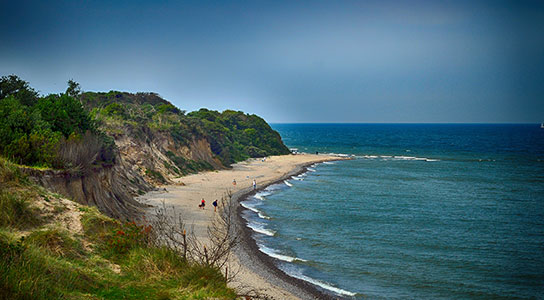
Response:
[188,108,290,164]
[0,76,115,168]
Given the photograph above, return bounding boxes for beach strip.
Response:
[137,154,349,299]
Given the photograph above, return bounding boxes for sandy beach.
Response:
[137,154,347,299]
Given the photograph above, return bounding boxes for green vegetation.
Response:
[0,75,285,299]
[188,108,290,164]
[0,157,236,300]
[0,158,42,229]
[0,75,115,170]
[145,169,167,184]
[82,91,290,167]
[165,151,214,176]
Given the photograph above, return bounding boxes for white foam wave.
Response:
[394,155,416,160]
[247,223,275,236]
[326,152,350,157]
[288,272,356,297]
[307,168,316,172]
[284,180,293,187]
[322,161,335,165]
[240,202,259,213]
[258,211,271,220]
[357,154,440,162]
[253,191,271,201]
[258,244,307,262]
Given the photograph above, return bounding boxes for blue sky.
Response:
[1,0,543,123]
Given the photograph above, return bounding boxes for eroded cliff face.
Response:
[114,126,224,185]
[20,90,287,220]
[25,125,225,219]
[23,158,152,219]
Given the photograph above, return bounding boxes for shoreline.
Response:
[136,154,351,299]
[231,160,345,299]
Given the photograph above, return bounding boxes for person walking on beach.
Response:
[213,199,218,212]
[253,179,257,190]
[233,179,236,186]
[199,198,205,209]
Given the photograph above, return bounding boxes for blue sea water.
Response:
[240,124,544,299]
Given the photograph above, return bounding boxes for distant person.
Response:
[233,179,236,186]
[213,199,218,212]
[316,151,319,155]
[253,179,257,190]
[199,198,205,209]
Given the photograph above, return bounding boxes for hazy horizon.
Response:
[1,0,543,123]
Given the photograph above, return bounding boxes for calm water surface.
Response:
[240,124,544,299]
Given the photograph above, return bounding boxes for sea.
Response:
[239,124,544,299]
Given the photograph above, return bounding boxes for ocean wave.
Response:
[284,180,293,187]
[287,271,356,297]
[291,175,304,181]
[326,152,351,157]
[247,223,276,236]
[357,154,440,162]
[258,244,307,263]
[240,202,260,213]
[322,161,335,165]
[257,211,271,220]
[307,168,316,172]
[254,191,271,201]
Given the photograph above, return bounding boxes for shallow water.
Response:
[240,124,544,299]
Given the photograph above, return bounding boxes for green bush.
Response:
[107,221,152,256]
[145,169,167,184]
[0,76,116,169]
[102,102,127,118]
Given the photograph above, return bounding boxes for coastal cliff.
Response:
[0,76,290,218]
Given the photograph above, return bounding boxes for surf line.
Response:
[234,157,352,299]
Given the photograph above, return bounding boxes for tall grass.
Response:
[0,157,237,299]
[0,191,41,229]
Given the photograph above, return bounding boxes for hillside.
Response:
[0,75,290,218]
[0,157,236,299]
[0,75,289,299]
[81,91,290,183]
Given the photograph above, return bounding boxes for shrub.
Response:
[107,221,152,256]
[102,102,127,118]
[145,169,167,184]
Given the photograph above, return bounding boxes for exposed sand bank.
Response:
[137,154,348,299]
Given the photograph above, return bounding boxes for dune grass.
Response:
[0,157,236,300]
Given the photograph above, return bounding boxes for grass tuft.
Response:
[26,227,85,259]
[0,190,41,229]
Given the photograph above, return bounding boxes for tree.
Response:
[36,94,93,138]
[66,79,81,99]
[0,75,39,106]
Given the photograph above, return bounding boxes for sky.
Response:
[1,0,543,123]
